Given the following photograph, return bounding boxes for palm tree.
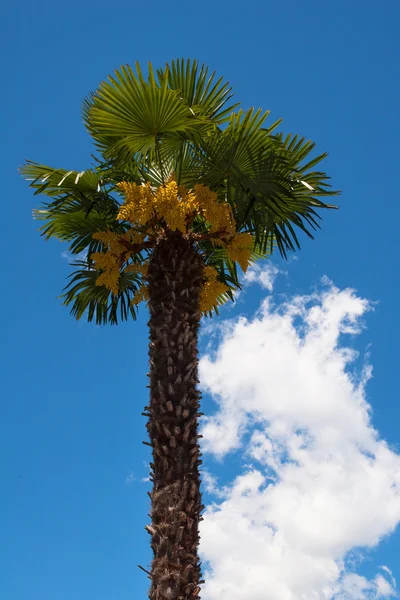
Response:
[20,59,338,600]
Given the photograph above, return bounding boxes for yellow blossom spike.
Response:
[92,182,252,301]
[225,232,253,272]
[199,280,230,313]
[203,265,219,281]
[194,185,235,235]
[154,181,188,233]
[92,230,127,255]
[116,180,236,238]
[91,232,126,295]
[124,262,149,276]
[131,284,150,306]
[117,182,155,226]
[95,269,120,296]
[91,251,119,271]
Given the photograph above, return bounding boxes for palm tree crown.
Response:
[21,58,338,324]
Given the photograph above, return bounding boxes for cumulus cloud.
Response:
[61,250,87,264]
[334,572,396,599]
[243,261,281,291]
[198,274,400,599]
[125,471,135,484]
[202,470,227,499]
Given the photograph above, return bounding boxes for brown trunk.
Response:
[146,231,205,600]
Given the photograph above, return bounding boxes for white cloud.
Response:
[374,574,396,597]
[198,277,400,599]
[125,472,135,484]
[202,470,226,499]
[380,567,396,589]
[243,261,281,291]
[334,572,396,599]
[61,249,87,264]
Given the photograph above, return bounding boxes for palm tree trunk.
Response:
[146,231,204,600]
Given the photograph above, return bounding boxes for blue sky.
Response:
[2,1,400,598]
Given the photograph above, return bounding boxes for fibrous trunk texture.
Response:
[146,232,205,600]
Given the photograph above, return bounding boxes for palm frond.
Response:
[61,261,142,325]
[83,63,206,166]
[158,58,239,124]
[19,161,103,198]
[20,161,127,255]
[34,208,127,255]
[194,120,339,258]
[177,108,283,189]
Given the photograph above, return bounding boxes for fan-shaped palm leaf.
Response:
[83,63,207,167]
[19,161,104,197]
[158,58,239,123]
[62,261,143,325]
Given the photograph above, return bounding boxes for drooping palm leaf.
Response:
[240,134,338,256]
[34,208,127,256]
[19,161,104,197]
[20,161,125,261]
[61,261,143,325]
[19,161,122,217]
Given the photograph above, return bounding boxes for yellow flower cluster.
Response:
[199,283,230,313]
[116,180,235,238]
[194,184,234,234]
[197,265,227,314]
[225,232,253,272]
[117,180,199,234]
[91,182,254,311]
[153,181,196,233]
[123,262,149,276]
[117,182,155,226]
[91,230,147,296]
[202,265,219,281]
[131,284,150,306]
[92,253,120,295]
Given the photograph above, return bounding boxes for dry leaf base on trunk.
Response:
[146,232,205,600]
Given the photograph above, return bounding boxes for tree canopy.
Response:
[20,58,338,324]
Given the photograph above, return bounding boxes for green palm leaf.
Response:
[34,208,126,255]
[62,262,142,325]
[19,161,103,198]
[20,161,134,258]
[158,58,239,124]
[195,119,338,257]
[83,63,205,166]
